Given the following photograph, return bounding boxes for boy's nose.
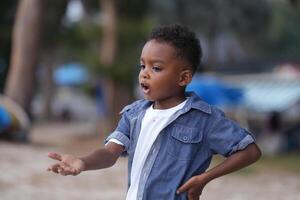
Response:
[141,73,149,79]
[140,69,150,79]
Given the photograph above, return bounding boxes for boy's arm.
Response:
[177,143,261,200]
[80,142,124,170]
[47,142,124,176]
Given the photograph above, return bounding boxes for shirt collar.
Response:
[184,92,212,114]
[137,92,211,114]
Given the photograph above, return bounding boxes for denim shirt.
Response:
[105,92,255,200]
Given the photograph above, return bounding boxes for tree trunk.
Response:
[4,0,44,114]
[100,0,117,66]
[99,0,118,132]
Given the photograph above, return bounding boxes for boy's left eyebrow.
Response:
[140,58,166,64]
[148,59,166,64]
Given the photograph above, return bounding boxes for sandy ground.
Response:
[0,122,300,200]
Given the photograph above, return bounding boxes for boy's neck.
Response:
[153,94,186,110]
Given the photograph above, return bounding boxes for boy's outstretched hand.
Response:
[47,152,85,176]
[176,174,208,200]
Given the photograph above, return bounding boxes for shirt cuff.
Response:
[228,133,255,156]
[105,130,130,152]
[106,138,124,146]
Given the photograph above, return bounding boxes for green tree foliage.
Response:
[150,0,300,61]
[41,0,69,50]
[263,1,300,58]
[107,20,150,86]
[150,0,269,34]
[58,0,151,88]
[149,0,273,67]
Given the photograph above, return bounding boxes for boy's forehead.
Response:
[141,40,178,62]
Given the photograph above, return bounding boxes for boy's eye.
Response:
[139,64,145,70]
[152,66,162,72]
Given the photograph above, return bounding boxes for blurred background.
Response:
[0,0,300,199]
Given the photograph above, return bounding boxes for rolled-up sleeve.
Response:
[207,109,255,157]
[105,111,131,153]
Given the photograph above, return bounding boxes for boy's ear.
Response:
[179,69,193,87]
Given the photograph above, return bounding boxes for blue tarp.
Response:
[54,63,88,86]
[0,105,12,130]
[186,75,244,106]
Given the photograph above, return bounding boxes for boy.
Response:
[47,24,261,200]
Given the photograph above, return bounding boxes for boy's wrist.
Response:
[79,157,87,171]
[199,172,213,184]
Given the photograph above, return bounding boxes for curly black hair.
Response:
[148,24,202,73]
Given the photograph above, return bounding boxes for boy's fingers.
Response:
[72,169,80,175]
[58,162,76,175]
[47,163,60,173]
[62,166,73,173]
[59,170,67,176]
[188,190,200,200]
[58,167,73,176]
[47,167,58,173]
[48,152,62,161]
[48,163,59,171]
[176,179,193,194]
[72,170,79,176]
[56,166,65,175]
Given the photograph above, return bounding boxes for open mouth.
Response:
[140,83,150,94]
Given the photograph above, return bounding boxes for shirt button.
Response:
[183,136,188,141]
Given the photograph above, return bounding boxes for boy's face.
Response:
[139,39,193,108]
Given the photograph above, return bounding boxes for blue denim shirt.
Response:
[105,92,255,200]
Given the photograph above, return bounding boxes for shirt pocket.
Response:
[167,125,202,161]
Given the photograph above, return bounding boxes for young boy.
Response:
[47,24,261,200]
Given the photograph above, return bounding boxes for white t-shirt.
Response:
[108,100,187,200]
